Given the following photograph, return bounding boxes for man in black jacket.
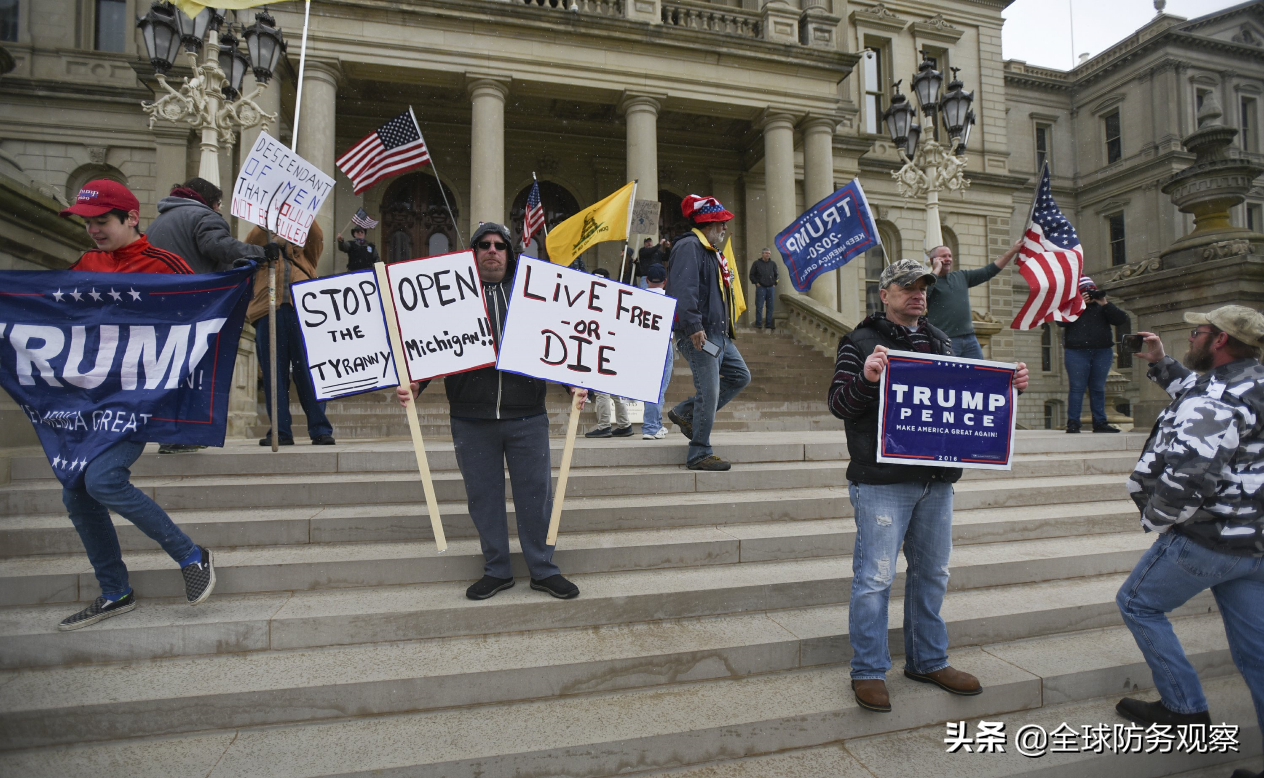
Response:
[335,226,378,272]
[397,223,586,601]
[748,248,779,329]
[828,259,1029,713]
[1058,275,1129,433]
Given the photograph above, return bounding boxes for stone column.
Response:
[763,111,798,308]
[620,93,660,216]
[236,73,282,241]
[295,59,341,277]
[152,122,192,205]
[468,78,509,234]
[801,116,838,311]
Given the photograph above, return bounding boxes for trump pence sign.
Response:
[876,351,1019,470]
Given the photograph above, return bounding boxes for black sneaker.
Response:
[1093,423,1121,433]
[311,434,336,445]
[1065,423,1081,434]
[58,592,137,631]
[181,547,216,605]
[687,455,731,471]
[611,425,634,437]
[585,426,613,438]
[259,434,294,446]
[531,574,579,599]
[466,575,515,600]
[158,444,205,454]
[1115,697,1211,727]
[667,410,694,440]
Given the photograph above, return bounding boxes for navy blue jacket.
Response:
[665,231,734,340]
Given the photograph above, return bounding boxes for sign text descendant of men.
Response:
[497,256,676,402]
[230,130,334,245]
[876,350,1019,470]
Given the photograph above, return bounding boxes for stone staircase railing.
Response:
[778,292,853,358]
[661,1,761,38]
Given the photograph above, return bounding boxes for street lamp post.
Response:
[882,53,976,251]
[136,2,285,187]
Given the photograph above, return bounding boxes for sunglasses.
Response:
[476,240,508,251]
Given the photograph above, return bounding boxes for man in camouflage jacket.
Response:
[1114,305,1264,752]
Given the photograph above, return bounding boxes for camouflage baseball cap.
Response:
[879,259,937,289]
[1184,305,1264,346]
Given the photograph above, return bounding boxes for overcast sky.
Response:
[1001,0,1241,71]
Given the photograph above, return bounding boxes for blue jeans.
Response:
[753,286,775,327]
[62,440,197,598]
[848,480,954,680]
[641,343,676,435]
[672,333,751,463]
[1065,346,1114,427]
[1117,531,1264,730]
[950,333,983,360]
[255,306,333,441]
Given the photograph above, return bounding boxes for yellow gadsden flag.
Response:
[173,0,276,18]
[722,236,748,320]
[546,182,635,266]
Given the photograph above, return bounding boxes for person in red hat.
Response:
[52,179,217,632]
[663,194,751,471]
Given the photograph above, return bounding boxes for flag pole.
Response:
[267,259,279,452]
[412,107,464,247]
[536,172,550,239]
[289,0,312,153]
[617,179,638,283]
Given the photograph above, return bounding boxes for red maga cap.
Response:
[60,179,140,219]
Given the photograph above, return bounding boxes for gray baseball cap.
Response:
[1184,305,1264,346]
[879,258,937,289]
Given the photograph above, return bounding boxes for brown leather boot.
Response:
[852,679,891,712]
[904,666,982,696]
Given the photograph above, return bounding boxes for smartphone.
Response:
[700,338,721,357]
[1122,334,1145,353]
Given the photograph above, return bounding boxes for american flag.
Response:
[1011,164,1086,330]
[351,207,378,230]
[522,180,546,249]
[336,109,431,195]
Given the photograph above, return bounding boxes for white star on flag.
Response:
[128,288,141,301]
[51,455,62,468]
[70,289,82,301]
[88,288,102,302]
[108,289,122,301]
[52,289,64,302]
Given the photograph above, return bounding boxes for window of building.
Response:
[862,43,888,135]
[1035,123,1053,174]
[95,0,127,53]
[0,0,17,43]
[1116,316,1133,370]
[1248,203,1263,232]
[864,244,885,315]
[1104,111,1122,164]
[1242,96,1259,154]
[1041,323,1054,372]
[1108,213,1126,266]
[1044,400,1063,430]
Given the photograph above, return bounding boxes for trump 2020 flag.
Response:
[0,266,254,487]
[775,180,880,293]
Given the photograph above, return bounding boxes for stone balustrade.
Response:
[520,0,624,16]
[661,1,761,38]
[778,292,853,358]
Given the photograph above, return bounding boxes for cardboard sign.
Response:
[629,199,662,236]
[230,130,334,245]
[775,180,880,293]
[496,256,676,403]
[384,251,497,382]
[876,350,1018,471]
[291,270,398,401]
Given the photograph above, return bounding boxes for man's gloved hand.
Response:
[263,242,282,261]
[232,257,256,269]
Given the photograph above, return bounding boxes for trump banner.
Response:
[775,180,881,293]
[0,266,254,487]
[497,255,676,403]
[876,350,1018,471]
[291,270,398,401]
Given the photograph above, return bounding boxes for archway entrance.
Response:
[658,190,690,241]
[510,181,579,262]
[381,173,461,262]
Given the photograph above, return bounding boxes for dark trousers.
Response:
[255,306,333,441]
[451,414,560,580]
[753,286,775,327]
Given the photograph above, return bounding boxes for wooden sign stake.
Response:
[546,390,583,546]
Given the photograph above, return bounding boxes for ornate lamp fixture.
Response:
[242,9,286,84]
[136,2,182,76]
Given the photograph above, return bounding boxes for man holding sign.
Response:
[397,223,586,601]
[827,259,1029,713]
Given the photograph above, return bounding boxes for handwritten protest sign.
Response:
[230,130,334,245]
[775,180,880,293]
[291,270,397,401]
[497,255,676,403]
[384,251,497,382]
[876,350,1018,471]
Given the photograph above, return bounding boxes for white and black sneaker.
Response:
[58,592,137,631]
[181,546,216,605]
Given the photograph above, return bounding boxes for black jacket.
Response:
[337,238,379,273]
[665,231,735,340]
[749,258,779,287]
[1058,300,1129,350]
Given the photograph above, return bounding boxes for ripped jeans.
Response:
[848,480,954,680]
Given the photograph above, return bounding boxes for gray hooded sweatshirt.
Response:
[146,196,264,273]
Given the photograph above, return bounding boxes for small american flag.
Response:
[1011,165,1086,330]
[351,207,378,230]
[522,180,545,249]
[336,108,431,195]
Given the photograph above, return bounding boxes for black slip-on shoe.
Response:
[1115,697,1211,727]
[182,547,216,606]
[58,593,137,631]
[1093,423,1121,433]
[312,434,336,445]
[531,574,579,599]
[466,575,515,600]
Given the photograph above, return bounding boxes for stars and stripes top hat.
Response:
[681,194,734,224]
[336,108,431,195]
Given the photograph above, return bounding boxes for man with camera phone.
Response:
[1058,275,1129,433]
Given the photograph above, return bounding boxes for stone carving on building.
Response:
[892,136,969,199]
[86,146,108,166]
[141,52,276,146]
[1202,239,1255,260]
[862,3,903,23]
[1108,256,1162,282]
[1233,26,1261,47]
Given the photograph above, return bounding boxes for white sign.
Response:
[497,256,676,403]
[385,251,498,382]
[291,270,398,401]
[230,130,334,245]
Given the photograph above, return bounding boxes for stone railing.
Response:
[779,293,853,357]
[228,323,261,438]
[661,1,760,38]
[520,0,624,16]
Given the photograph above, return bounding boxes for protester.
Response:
[748,247,778,330]
[1115,307,1264,745]
[53,179,216,629]
[396,222,586,601]
[335,226,378,272]
[665,194,750,471]
[634,237,656,288]
[146,177,264,275]
[828,258,1028,713]
[244,223,336,447]
[640,264,675,440]
[1059,275,1129,433]
[579,268,633,437]
[926,240,1022,358]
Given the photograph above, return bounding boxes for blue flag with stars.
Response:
[0,265,255,487]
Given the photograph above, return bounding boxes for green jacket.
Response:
[926,263,1001,338]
